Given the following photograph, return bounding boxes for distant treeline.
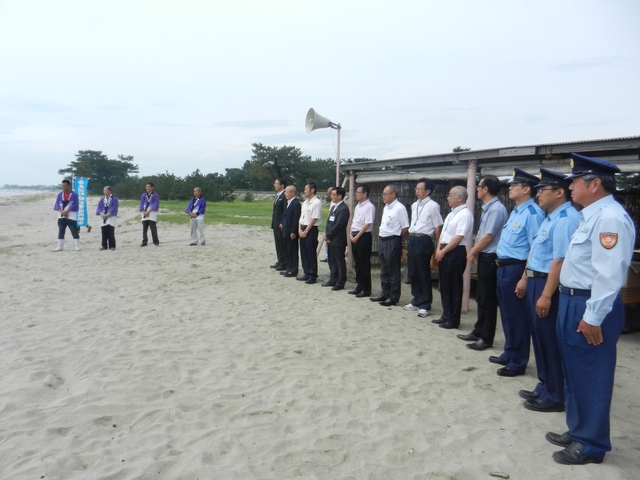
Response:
[56,145,375,201]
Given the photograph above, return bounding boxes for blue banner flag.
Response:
[74,177,89,227]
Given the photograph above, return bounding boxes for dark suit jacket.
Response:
[271,191,286,229]
[281,197,301,238]
[324,201,350,249]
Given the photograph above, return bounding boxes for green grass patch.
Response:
[119,198,333,227]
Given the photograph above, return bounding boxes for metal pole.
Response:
[335,125,341,187]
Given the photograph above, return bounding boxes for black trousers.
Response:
[438,245,467,327]
[299,226,318,279]
[101,225,116,249]
[407,235,434,309]
[379,235,402,303]
[273,227,286,265]
[142,220,159,245]
[283,235,299,275]
[57,218,79,239]
[328,245,347,287]
[352,232,372,294]
[472,253,498,343]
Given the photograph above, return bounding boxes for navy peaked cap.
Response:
[509,167,539,186]
[536,168,571,189]
[566,153,621,178]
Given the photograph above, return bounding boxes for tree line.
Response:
[58,146,374,201]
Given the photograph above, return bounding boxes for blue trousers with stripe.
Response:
[527,277,564,407]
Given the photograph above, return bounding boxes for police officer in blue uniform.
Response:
[546,153,635,465]
[518,169,580,412]
[491,168,544,376]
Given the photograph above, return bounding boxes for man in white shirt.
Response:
[298,182,322,283]
[370,184,409,306]
[433,186,474,329]
[349,184,376,297]
[404,178,443,318]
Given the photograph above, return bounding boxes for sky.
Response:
[1,0,639,186]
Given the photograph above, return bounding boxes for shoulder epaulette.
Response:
[527,205,537,215]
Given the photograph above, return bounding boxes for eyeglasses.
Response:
[476,185,486,189]
[537,187,560,193]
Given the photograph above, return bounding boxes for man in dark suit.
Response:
[322,187,350,290]
[280,185,301,278]
[271,178,287,270]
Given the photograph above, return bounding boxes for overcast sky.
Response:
[1,0,639,186]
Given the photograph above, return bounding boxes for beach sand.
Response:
[1,195,639,480]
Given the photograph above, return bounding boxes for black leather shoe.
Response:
[545,431,573,447]
[466,339,492,351]
[320,258,328,262]
[552,442,602,465]
[331,285,344,291]
[355,291,370,298]
[497,366,524,377]
[305,278,317,284]
[489,355,507,366]
[296,276,309,281]
[370,295,386,302]
[439,322,458,329]
[519,389,540,401]
[270,263,279,269]
[347,289,361,295]
[457,332,479,342]
[524,398,565,412]
[275,266,287,271]
[283,272,296,277]
[431,317,446,324]
[321,281,336,287]
[380,299,396,306]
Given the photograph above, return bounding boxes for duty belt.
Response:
[525,269,548,278]
[558,285,591,297]
[495,258,527,267]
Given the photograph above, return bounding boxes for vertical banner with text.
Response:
[74,177,89,227]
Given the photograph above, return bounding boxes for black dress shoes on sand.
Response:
[380,299,396,306]
[523,398,565,412]
[457,332,479,342]
[545,431,573,447]
[489,355,507,366]
[496,366,524,377]
[348,289,360,295]
[355,291,370,298]
[431,317,446,324]
[321,281,336,287]
[370,295,386,302]
[518,389,540,401]
[466,338,492,351]
[552,441,602,465]
[439,322,458,329]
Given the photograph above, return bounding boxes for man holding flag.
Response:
[53,179,81,251]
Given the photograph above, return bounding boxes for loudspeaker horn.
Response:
[305,108,333,132]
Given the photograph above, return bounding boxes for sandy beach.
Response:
[1,194,639,480]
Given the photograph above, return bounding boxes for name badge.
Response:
[329,215,336,222]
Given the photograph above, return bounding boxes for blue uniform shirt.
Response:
[527,202,580,273]
[497,198,544,260]
[477,197,508,253]
[559,195,635,326]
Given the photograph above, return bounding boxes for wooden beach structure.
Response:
[342,135,640,327]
